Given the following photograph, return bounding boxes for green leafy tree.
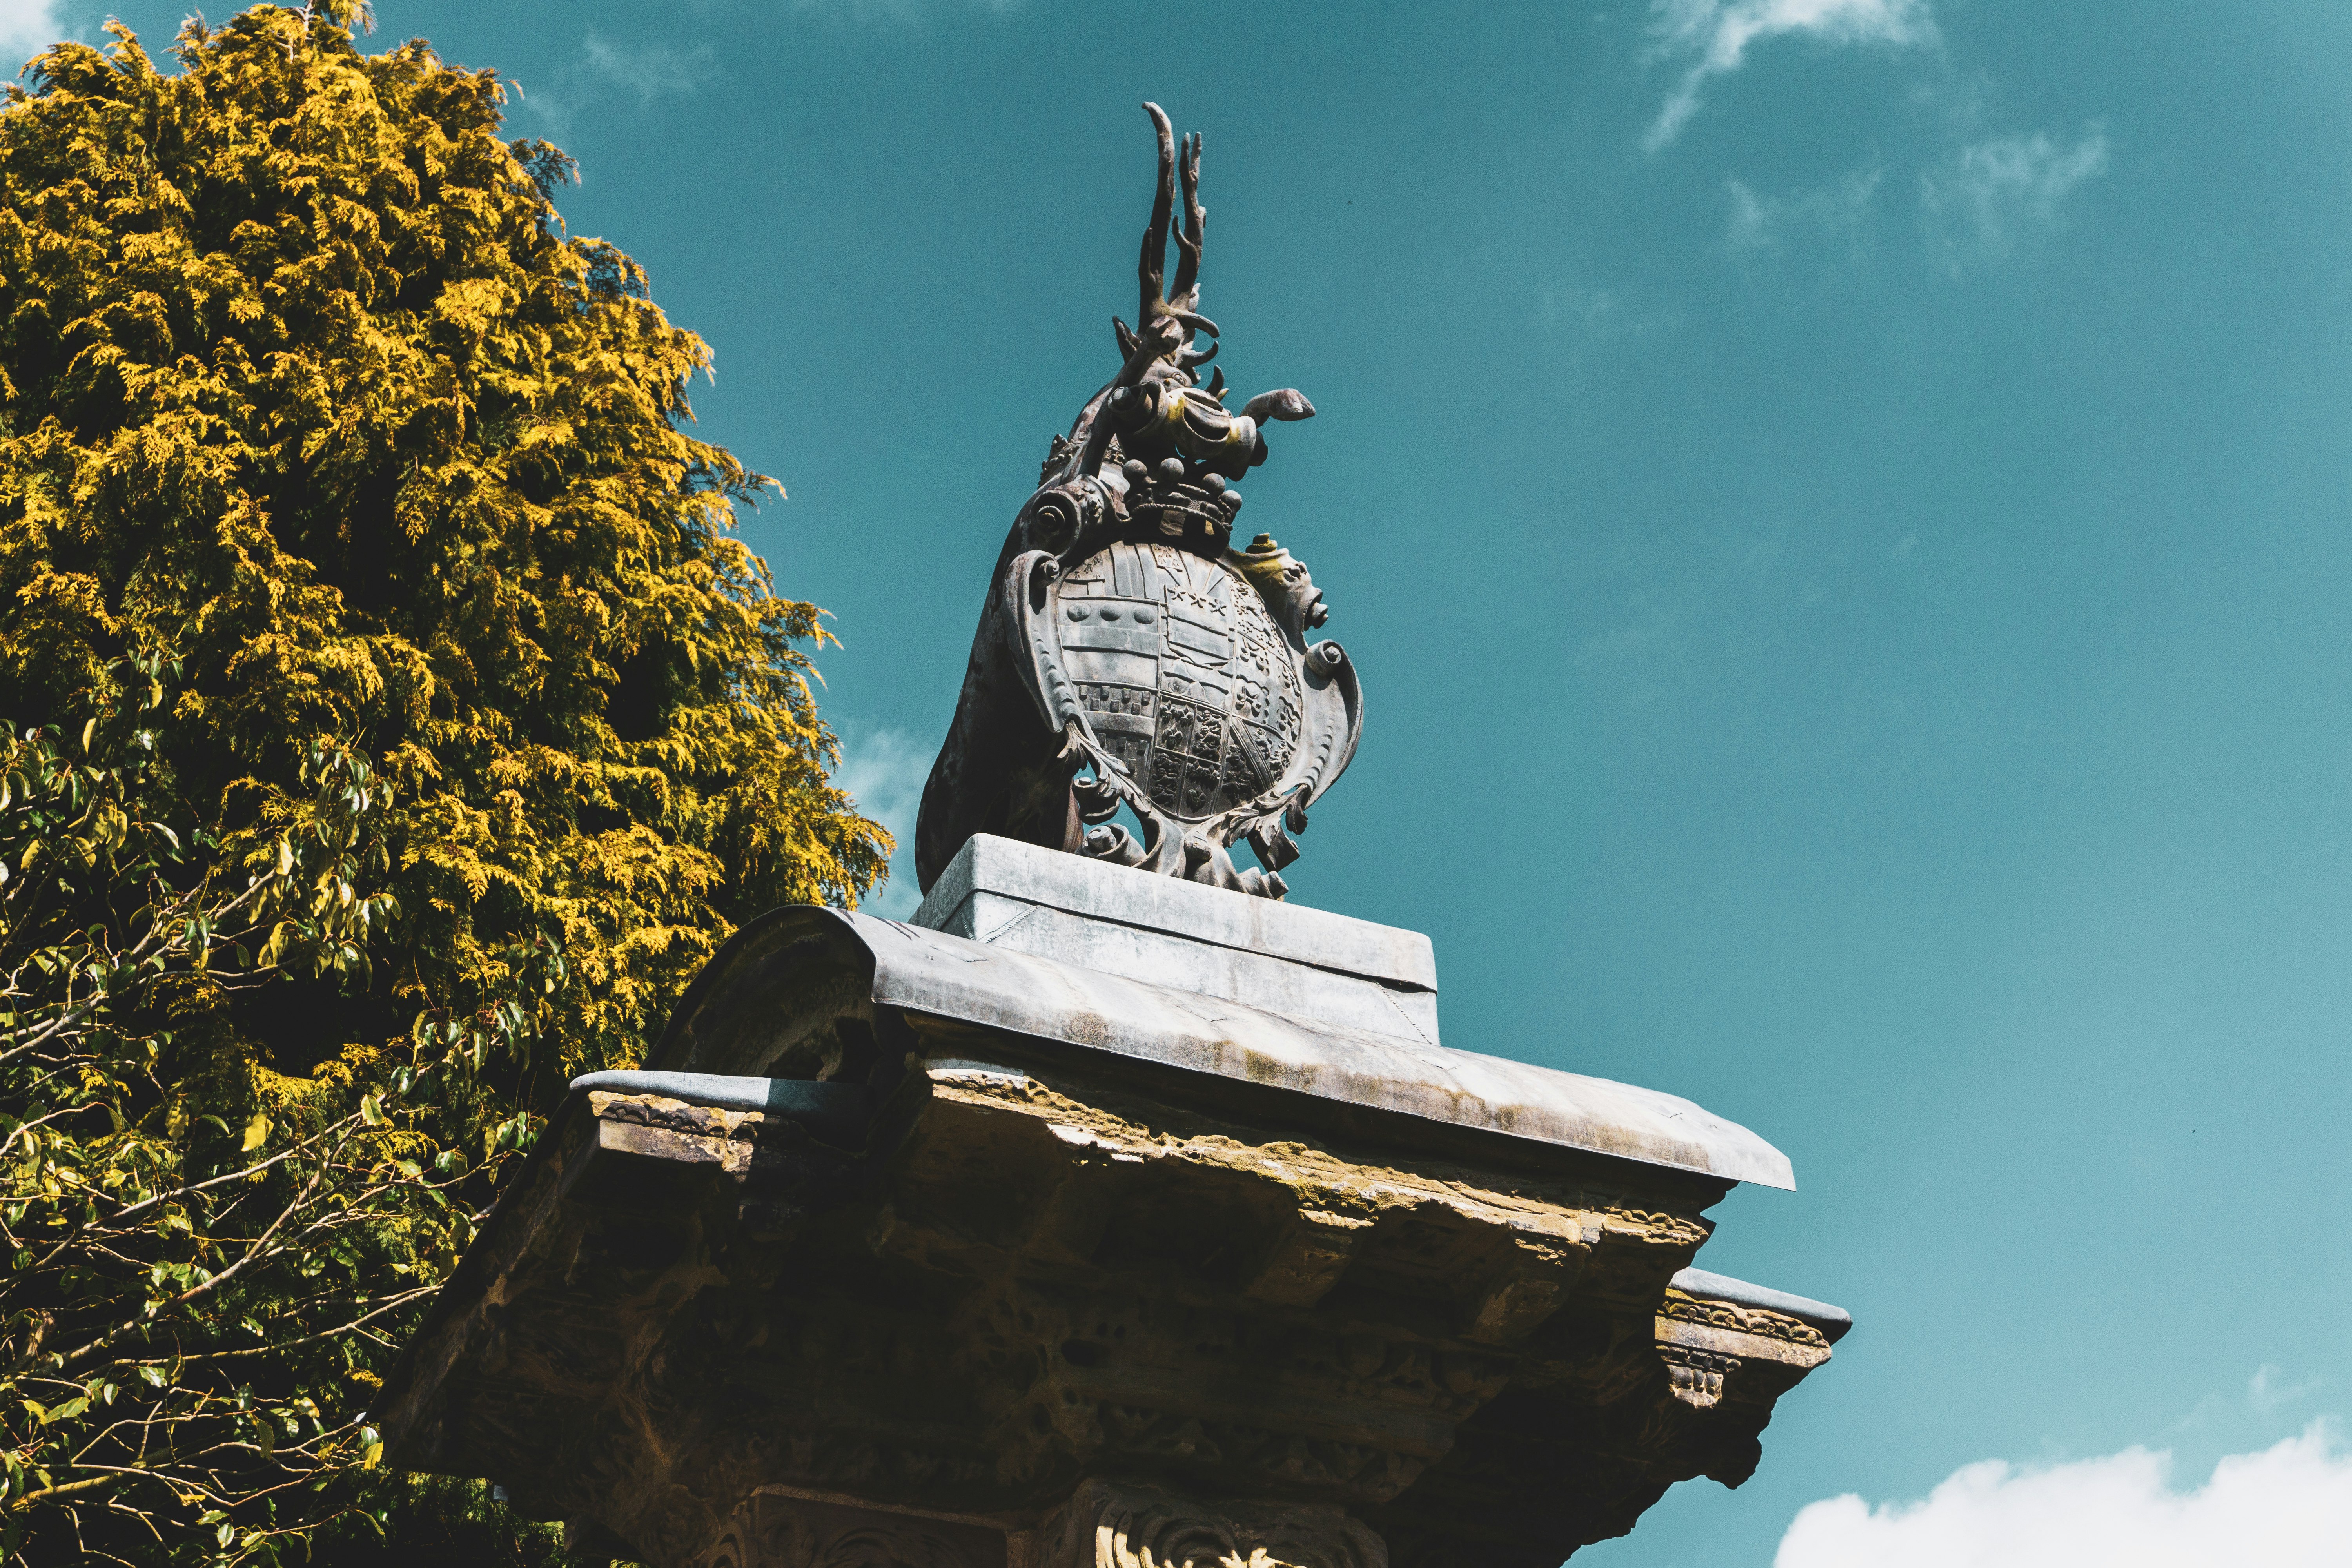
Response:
[0,661,553,1564]
[0,7,889,1562]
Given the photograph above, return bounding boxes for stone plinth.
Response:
[379,838,1846,1568]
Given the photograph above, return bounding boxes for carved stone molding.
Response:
[1650,1285,1833,1419]
[1659,1345,1741,1411]
[697,1495,1009,1568]
[1040,1480,1386,1568]
[1657,1289,1828,1349]
[385,1042,1837,1565]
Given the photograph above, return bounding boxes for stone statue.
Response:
[381,108,1849,1568]
[915,103,1363,900]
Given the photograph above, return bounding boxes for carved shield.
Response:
[1052,542,1301,821]
[1004,539,1360,890]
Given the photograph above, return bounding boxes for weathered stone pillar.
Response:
[379,837,1846,1568]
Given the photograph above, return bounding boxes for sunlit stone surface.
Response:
[379,837,1845,1568]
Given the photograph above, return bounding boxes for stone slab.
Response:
[891,841,1789,1185]
[915,835,1438,989]
[1672,1268,1853,1344]
[697,909,1796,1189]
[939,899,1443,1046]
[915,835,1443,1047]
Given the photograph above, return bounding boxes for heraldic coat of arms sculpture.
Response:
[916,104,1362,901]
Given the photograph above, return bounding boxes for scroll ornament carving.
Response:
[699,1496,1003,1568]
[1659,1345,1741,1411]
[1658,1289,1828,1349]
[1048,1481,1387,1568]
[1606,1209,1712,1246]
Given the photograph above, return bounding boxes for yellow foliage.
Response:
[0,20,892,1546]
[0,12,889,1088]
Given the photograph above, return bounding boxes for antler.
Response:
[1135,104,1211,339]
[1170,127,1204,313]
[1109,103,1218,395]
[1138,103,1178,333]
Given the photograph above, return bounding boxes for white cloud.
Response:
[1644,0,1937,151]
[2252,1364,2323,1416]
[510,32,714,140]
[1536,279,1679,340]
[0,0,67,65]
[1777,1421,2352,1568]
[520,0,1018,129]
[835,727,931,919]
[2173,1363,2325,1438]
[580,33,711,108]
[1726,164,1881,253]
[1920,127,2109,272]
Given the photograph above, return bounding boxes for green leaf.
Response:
[0,13,887,1553]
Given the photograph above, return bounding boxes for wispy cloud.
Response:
[2252,1364,2324,1416]
[580,33,711,108]
[1644,0,1937,151]
[1726,164,1882,254]
[784,0,1024,22]
[1777,1421,2352,1568]
[512,31,713,140]
[0,0,68,69]
[1920,127,2109,274]
[835,727,931,919]
[1575,602,1684,707]
[1536,279,1680,341]
[2176,1363,2327,1434]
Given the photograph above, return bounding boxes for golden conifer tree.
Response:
[0,10,886,1561]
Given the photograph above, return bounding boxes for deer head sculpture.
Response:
[1009,102,1319,559]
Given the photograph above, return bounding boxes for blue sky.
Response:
[16,1,2352,1561]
